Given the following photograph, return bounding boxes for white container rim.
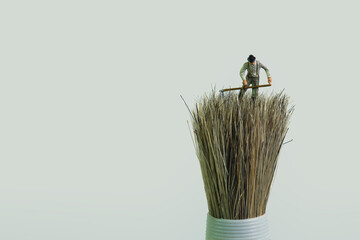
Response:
[206,213,271,240]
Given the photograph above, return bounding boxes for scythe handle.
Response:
[220,84,272,93]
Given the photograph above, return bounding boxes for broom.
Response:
[187,90,293,240]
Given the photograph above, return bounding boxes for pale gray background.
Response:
[1,0,359,239]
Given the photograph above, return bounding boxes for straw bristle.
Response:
[191,91,293,219]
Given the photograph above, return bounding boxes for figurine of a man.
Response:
[239,55,272,99]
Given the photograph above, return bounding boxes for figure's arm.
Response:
[240,63,248,85]
[260,62,272,84]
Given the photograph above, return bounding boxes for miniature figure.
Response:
[239,55,272,99]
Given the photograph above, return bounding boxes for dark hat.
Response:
[247,54,256,63]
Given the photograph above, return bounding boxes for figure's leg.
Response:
[238,77,249,99]
[251,77,260,98]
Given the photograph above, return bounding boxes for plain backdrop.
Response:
[1,0,360,239]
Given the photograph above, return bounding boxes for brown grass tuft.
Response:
[190,90,293,219]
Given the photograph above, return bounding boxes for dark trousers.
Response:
[239,76,259,98]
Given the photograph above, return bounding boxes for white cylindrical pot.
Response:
[206,213,270,240]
